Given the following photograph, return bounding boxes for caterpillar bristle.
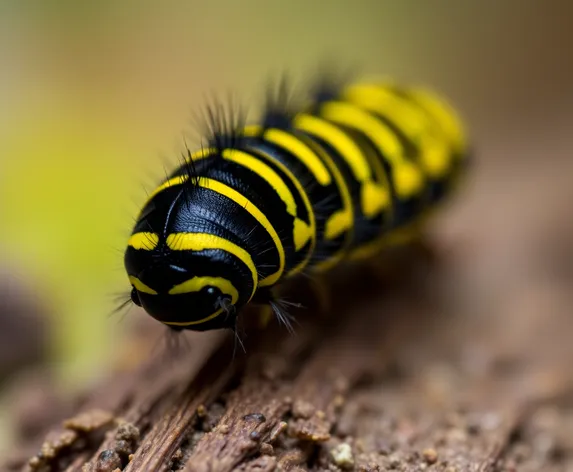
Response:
[269,298,300,334]
[204,92,246,152]
[261,72,299,130]
[109,293,133,321]
[181,138,200,186]
[308,59,359,104]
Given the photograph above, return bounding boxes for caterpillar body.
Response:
[124,78,468,332]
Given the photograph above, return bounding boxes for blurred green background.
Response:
[0,0,572,452]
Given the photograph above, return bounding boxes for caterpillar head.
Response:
[124,232,256,331]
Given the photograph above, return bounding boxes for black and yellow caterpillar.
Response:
[124,77,467,332]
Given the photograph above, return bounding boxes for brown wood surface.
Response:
[4,147,573,471]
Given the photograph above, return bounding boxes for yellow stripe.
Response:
[360,181,390,218]
[294,113,389,221]
[190,147,217,159]
[321,100,424,199]
[294,125,354,242]
[345,84,427,137]
[291,218,312,250]
[263,128,332,186]
[344,84,452,179]
[245,148,317,275]
[248,121,354,268]
[139,174,285,285]
[128,232,159,250]
[166,232,258,301]
[245,125,340,240]
[223,149,298,216]
[408,87,466,155]
[199,178,285,287]
[146,175,188,204]
[321,101,403,164]
[129,276,157,295]
[169,276,238,300]
[164,307,224,327]
[323,210,353,240]
[191,147,299,217]
[138,175,190,221]
[244,125,333,187]
[188,145,316,276]
[295,113,370,181]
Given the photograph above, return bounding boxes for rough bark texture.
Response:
[4,150,573,472]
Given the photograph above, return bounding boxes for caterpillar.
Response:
[123,75,468,333]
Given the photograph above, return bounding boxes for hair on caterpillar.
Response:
[188,91,248,153]
[231,322,246,360]
[307,59,360,105]
[180,92,249,190]
[260,72,300,131]
[109,291,134,321]
[269,297,302,334]
[180,137,200,187]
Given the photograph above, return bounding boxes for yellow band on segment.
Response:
[190,147,217,160]
[344,84,452,179]
[128,232,159,250]
[226,146,316,272]
[186,139,316,276]
[191,146,300,217]
[145,175,189,206]
[324,209,353,240]
[245,148,316,273]
[393,161,426,200]
[248,120,354,269]
[246,125,347,238]
[223,148,315,252]
[223,149,297,215]
[293,218,313,250]
[321,101,403,164]
[164,307,225,327]
[169,276,238,300]
[292,114,355,242]
[199,178,285,286]
[143,173,286,283]
[295,113,390,220]
[361,180,390,218]
[140,172,285,284]
[295,113,370,181]
[320,100,424,200]
[302,136,354,243]
[264,128,332,186]
[242,125,259,136]
[345,84,427,136]
[166,232,258,301]
[129,275,158,295]
[408,87,466,154]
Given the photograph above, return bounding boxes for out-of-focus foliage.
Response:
[0,0,571,388]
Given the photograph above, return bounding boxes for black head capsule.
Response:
[124,178,258,331]
[125,241,255,331]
